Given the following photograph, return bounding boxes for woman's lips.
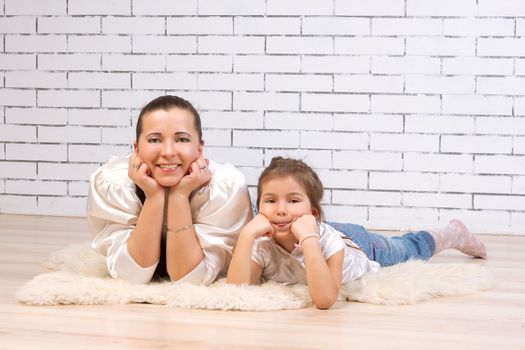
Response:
[157,164,180,173]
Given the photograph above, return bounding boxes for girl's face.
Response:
[258,176,318,238]
[134,107,202,187]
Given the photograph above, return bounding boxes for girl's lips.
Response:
[274,221,291,228]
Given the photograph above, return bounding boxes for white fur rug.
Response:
[16,243,494,311]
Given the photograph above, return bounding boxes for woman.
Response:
[86,95,253,285]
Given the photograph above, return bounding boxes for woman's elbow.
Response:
[109,262,153,284]
[168,260,208,285]
[114,270,152,285]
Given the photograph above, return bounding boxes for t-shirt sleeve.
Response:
[319,223,346,261]
[251,237,271,269]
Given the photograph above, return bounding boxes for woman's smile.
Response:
[157,163,181,172]
[135,107,202,187]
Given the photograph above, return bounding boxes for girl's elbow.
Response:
[312,287,340,309]
[314,299,336,310]
[226,276,253,286]
[226,276,239,285]
[313,295,337,310]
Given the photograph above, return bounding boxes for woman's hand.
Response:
[241,214,274,240]
[291,214,319,242]
[128,150,164,199]
[169,157,211,198]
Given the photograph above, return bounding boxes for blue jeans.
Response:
[328,222,436,267]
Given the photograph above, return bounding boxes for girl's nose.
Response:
[276,202,287,216]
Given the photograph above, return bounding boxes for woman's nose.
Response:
[162,141,176,156]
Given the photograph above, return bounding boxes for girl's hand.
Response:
[241,214,274,240]
[128,151,163,199]
[169,157,211,198]
[291,214,319,241]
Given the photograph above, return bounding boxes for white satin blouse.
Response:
[251,222,380,285]
[86,154,253,285]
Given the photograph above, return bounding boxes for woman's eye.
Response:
[148,138,160,143]
[177,137,191,143]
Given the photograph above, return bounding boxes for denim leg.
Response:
[328,222,436,267]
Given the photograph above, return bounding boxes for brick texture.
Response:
[0,2,523,234]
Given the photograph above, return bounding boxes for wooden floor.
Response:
[1,214,524,350]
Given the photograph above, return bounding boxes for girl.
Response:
[86,95,253,285]
[227,157,487,309]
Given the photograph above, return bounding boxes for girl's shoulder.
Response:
[253,236,274,249]
[317,222,346,257]
[318,221,343,239]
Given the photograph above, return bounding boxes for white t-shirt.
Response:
[251,222,380,285]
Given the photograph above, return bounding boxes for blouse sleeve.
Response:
[188,161,253,285]
[86,156,159,284]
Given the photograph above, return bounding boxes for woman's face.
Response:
[134,107,202,187]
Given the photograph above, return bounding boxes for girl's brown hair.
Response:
[257,157,324,220]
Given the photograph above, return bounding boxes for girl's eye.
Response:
[290,198,300,203]
[264,199,275,203]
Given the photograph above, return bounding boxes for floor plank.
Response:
[1,214,524,350]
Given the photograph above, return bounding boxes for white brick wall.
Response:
[39,17,100,34]
[1,2,524,234]
[132,0,196,16]
[5,0,66,15]
[0,16,35,33]
[264,149,332,169]
[407,0,477,16]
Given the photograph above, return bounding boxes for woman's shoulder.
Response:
[90,153,134,190]
[87,153,141,216]
[208,159,247,188]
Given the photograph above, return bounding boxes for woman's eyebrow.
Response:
[175,131,191,137]
[145,131,192,137]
